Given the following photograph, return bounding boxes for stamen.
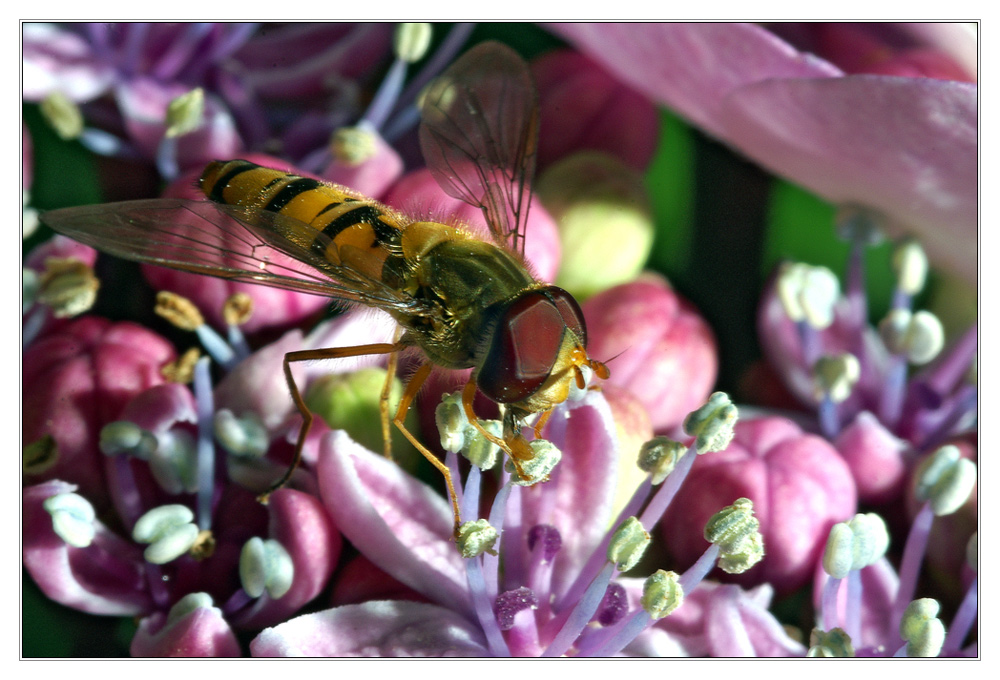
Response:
[505,439,561,486]
[683,392,739,455]
[891,239,928,304]
[131,504,200,564]
[913,445,977,516]
[43,492,96,548]
[214,409,269,459]
[193,356,216,530]
[164,88,205,139]
[641,569,683,620]
[155,291,236,368]
[703,498,764,574]
[637,436,686,485]
[166,592,215,625]
[807,628,855,657]
[239,537,294,599]
[40,92,83,140]
[37,257,99,318]
[607,516,650,573]
[99,421,158,459]
[456,519,499,559]
[879,309,945,365]
[898,599,945,657]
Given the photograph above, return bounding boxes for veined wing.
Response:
[418,41,539,257]
[41,198,431,315]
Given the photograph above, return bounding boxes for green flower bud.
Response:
[305,367,418,470]
[537,151,654,300]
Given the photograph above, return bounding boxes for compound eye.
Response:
[478,286,588,403]
[478,291,568,404]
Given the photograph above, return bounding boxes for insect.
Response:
[41,41,609,533]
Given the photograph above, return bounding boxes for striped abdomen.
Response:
[199,159,407,283]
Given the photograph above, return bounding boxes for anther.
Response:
[641,570,683,620]
[239,537,294,599]
[37,257,99,318]
[43,492,96,548]
[41,91,83,140]
[607,516,650,572]
[164,88,205,138]
[704,498,764,574]
[683,392,738,455]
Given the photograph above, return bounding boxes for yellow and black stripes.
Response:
[200,159,407,282]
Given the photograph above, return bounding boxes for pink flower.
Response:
[549,23,977,285]
[582,273,717,432]
[22,317,176,508]
[660,416,857,594]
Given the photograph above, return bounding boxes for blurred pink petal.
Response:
[721,76,976,281]
[551,23,977,284]
[251,600,488,656]
[549,23,841,141]
[22,23,116,102]
[531,49,659,171]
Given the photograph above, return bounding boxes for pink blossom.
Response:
[582,273,717,431]
[660,416,857,594]
[22,317,176,508]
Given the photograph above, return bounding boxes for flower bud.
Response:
[537,151,654,299]
[305,367,417,468]
[582,274,717,431]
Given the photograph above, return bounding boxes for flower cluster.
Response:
[23,22,976,657]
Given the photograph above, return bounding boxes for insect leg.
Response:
[392,362,463,536]
[461,378,534,479]
[258,341,407,504]
[379,325,405,461]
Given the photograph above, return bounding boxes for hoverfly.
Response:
[41,41,608,533]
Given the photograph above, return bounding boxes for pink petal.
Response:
[229,489,341,629]
[214,329,305,433]
[23,481,152,616]
[721,76,977,282]
[132,607,241,657]
[315,432,471,616]
[251,600,487,657]
[548,23,840,140]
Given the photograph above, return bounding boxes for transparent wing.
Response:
[41,198,431,315]
[419,41,539,256]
